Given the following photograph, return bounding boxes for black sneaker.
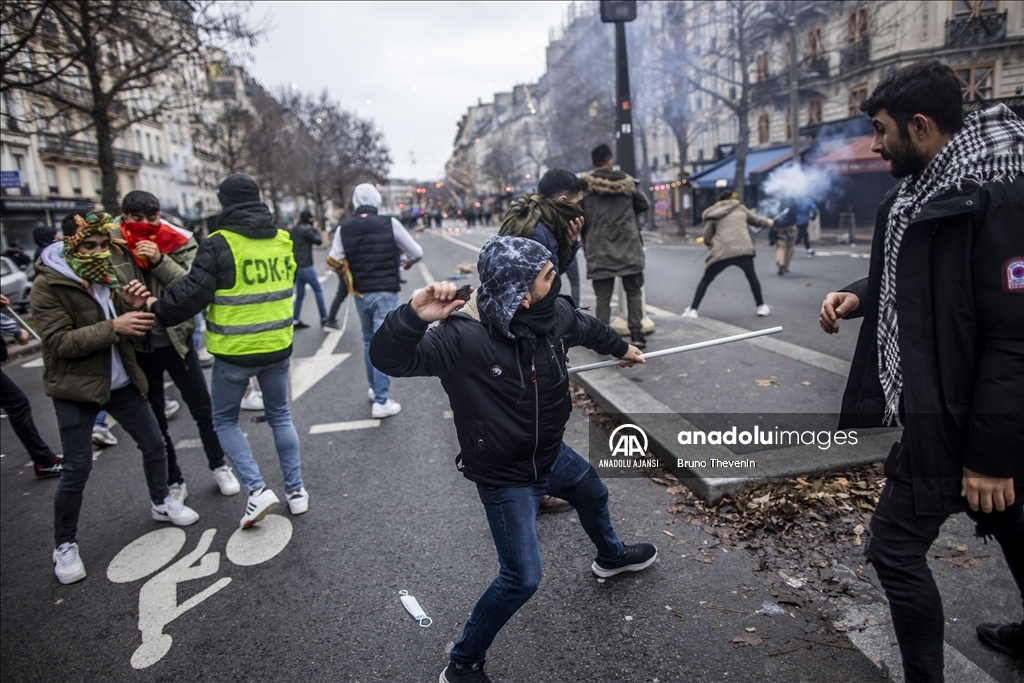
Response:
[293,320,310,329]
[591,543,657,578]
[630,331,647,349]
[440,661,492,683]
[35,458,63,479]
[977,621,1024,658]
[322,319,340,331]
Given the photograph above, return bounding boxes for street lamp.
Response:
[600,0,638,177]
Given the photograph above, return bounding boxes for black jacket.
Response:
[153,201,292,367]
[291,222,321,268]
[370,295,629,487]
[838,175,1024,514]
[339,206,399,293]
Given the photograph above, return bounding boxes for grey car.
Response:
[1,255,31,312]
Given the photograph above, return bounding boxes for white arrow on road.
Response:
[290,330,351,401]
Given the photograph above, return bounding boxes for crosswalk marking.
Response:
[308,419,380,434]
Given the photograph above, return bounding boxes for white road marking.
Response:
[289,329,351,401]
[225,514,293,566]
[418,262,436,286]
[437,232,482,253]
[21,356,44,368]
[174,438,203,450]
[318,273,330,283]
[308,419,380,434]
[108,528,187,583]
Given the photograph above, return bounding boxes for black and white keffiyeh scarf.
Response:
[878,103,1024,425]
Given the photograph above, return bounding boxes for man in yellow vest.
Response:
[143,174,308,528]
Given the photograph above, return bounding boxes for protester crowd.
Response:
[1,60,1020,683]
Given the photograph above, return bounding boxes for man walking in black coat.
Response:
[371,236,653,683]
[819,61,1024,679]
[291,209,331,330]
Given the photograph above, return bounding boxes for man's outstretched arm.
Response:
[370,282,465,378]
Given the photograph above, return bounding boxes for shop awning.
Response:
[813,136,891,174]
[689,146,796,188]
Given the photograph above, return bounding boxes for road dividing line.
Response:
[308,419,380,434]
[437,232,482,253]
[418,262,436,287]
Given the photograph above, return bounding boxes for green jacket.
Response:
[30,261,148,404]
[110,220,198,358]
[580,169,650,280]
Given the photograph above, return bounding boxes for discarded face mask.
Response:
[399,590,432,627]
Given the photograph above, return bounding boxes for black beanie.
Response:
[299,209,314,223]
[217,174,261,208]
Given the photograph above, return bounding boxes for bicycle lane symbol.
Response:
[105,515,293,670]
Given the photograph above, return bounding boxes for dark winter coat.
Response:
[291,221,322,268]
[580,169,650,280]
[339,206,400,294]
[370,291,629,487]
[838,175,1024,514]
[153,201,292,367]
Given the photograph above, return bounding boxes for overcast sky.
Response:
[247,1,570,182]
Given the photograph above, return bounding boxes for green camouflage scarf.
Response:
[63,212,119,289]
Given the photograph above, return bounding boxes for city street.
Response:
[1,227,1021,683]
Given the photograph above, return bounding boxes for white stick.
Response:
[567,326,783,375]
[2,305,42,342]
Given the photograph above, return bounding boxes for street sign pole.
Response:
[601,1,638,177]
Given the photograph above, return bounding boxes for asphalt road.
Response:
[1,225,1019,682]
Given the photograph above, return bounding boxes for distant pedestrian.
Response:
[771,199,798,275]
[31,212,199,585]
[819,60,1024,676]
[683,190,773,318]
[291,209,332,330]
[150,173,309,527]
[794,196,819,256]
[4,239,32,268]
[328,183,423,419]
[370,236,652,683]
[580,143,651,348]
[1,294,63,479]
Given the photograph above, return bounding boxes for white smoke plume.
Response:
[758,163,842,217]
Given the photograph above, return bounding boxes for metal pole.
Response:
[567,326,784,374]
[614,20,636,177]
[2,305,42,342]
[789,18,801,166]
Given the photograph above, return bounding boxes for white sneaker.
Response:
[212,465,241,496]
[757,304,772,317]
[164,399,180,420]
[169,481,188,503]
[240,390,264,411]
[367,387,375,401]
[92,425,118,447]
[371,399,402,419]
[53,542,87,584]
[152,495,200,526]
[241,487,280,528]
[287,487,309,515]
[681,307,699,318]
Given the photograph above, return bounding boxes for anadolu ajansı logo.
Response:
[608,423,649,458]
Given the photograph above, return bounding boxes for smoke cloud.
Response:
[758,162,843,216]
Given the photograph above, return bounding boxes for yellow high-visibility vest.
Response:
[206,229,296,357]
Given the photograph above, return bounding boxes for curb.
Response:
[572,366,894,504]
[3,338,41,362]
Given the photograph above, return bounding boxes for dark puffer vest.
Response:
[339,206,399,293]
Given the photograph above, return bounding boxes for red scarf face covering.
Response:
[122,221,189,269]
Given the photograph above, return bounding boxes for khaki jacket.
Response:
[700,200,772,269]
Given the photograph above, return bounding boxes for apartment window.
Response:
[955,0,997,17]
[146,133,153,162]
[135,130,142,153]
[847,6,869,44]
[128,175,136,191]
[45,165,58,194]
[756,53,770,82]
[91,170,101,196]
[33,104,45,126]
[69,168,81,196]
[808,27,824,58]
[785,106,793,142]
[955,63,995,101]
[155,135,162,163]
[13,154,27,193]
[758,112,771,143]
[808,99,823,125]
[848,84,869,117]
[783,38,792,68]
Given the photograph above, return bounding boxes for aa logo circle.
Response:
[608,424,649,458]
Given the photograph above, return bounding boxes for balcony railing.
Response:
[946,11,1008,47]
[39,135,143,168]
[840,38,871,75]
[803,55,830,80]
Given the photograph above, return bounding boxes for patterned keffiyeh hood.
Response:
[62,212,120,289]
[877,103,1024,425]
[475,236,552,339]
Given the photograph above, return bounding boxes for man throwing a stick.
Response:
[370,236,652,683]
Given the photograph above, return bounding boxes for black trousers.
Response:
[53,385,168,545]
[796,222,811,250]
[328,271,348,322]
[137,340,225,486]
[868,475,1024,682]
[690,255,764,309]
[0,369,57,467]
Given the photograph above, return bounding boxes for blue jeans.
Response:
[294,265,327,322]
[355,291,398,403]
[450,443,625,665]
[210,358,302,493]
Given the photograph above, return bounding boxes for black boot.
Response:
[976,621,1024,658]
[630,330,646,350]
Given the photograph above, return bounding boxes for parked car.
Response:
[1,255,31,313]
